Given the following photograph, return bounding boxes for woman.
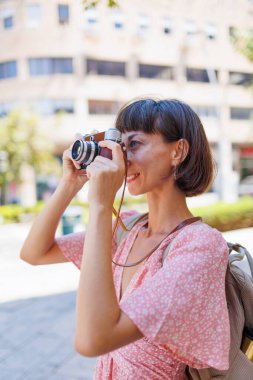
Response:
[20,98,230,379]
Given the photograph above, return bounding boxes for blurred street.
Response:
[0,222,253,379]
[0,223,96,380]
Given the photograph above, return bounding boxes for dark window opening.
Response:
[58,4,69,24]
[0,61,17,79]
[230,107,253,120]
[186,68,217,83]
[87,59,126,76]
[29,58,73,75]
[229,72,253,86]
[192,105,218,118]
[139,64,174,79]
[88,100,121,115]
[3,16,13,29]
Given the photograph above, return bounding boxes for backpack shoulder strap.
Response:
[228,243,253,277]
[115,212,148,246]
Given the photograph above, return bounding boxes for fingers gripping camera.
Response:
[71,129,122,169]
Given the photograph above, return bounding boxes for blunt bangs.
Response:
[116,99,160,134]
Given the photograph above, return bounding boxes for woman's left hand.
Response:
[86,140,126,208]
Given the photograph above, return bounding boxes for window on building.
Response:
[34,99,74,115]
[139,64,174,80]
[29,58,73,76]
[54,99,74,113]
[192,105,218,118]
[230,107,253,120]
[3,15,13,29]
[137,13,150,34]
[228,25,236,39]
[111,9,124,29]
[88,100,120,115]
[240,146,253,180]
[58,4,69,24]
[162,17,172,34]
[0,61,17,80]
[87,59,126,76]
[84,7,98,27]
[184,19,197,36]
[26,4,41,27]
[205,22,217,40]
[186,68,217,83]
[229,72,253,86]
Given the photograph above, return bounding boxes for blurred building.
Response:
[0,0,253,201]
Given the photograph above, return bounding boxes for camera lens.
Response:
[72,140,85,161]
[71,139,99,167]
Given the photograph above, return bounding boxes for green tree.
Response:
[0,110,61,202]
[83,0,119,9]
[231,28,253,63]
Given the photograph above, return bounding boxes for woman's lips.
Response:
[126,173,140,183]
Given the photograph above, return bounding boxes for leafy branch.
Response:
[230,27,253,63]
[82,0,119,9]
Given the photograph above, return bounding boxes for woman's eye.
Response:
[129,140,139,148]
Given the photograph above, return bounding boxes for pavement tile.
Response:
[1,321,40,349]
[0,346,12,361]
[16,366,59,380]
[46,344,74,367]
[0,366,26,380]
[2,343,52,371]
[53,353,96,378]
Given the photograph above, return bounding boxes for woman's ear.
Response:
[171,139,189,166]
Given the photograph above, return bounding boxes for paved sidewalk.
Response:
[0,223,96,380]
[0,222,253,380]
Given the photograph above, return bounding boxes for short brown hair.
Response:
[115,98,216,197]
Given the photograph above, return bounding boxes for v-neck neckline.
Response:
[117,216,202,303]
[118,217,148,303]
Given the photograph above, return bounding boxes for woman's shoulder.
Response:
[169,220,229,263]
[180,220,226,243]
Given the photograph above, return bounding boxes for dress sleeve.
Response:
[120,224,230,370]
[56,232,85,269]
[56,209,138,269]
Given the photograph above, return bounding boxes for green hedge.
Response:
[191,196,253,232]
[0,202,44,224]
[0,196,253,232]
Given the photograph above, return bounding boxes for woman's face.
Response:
[122,131,176,196]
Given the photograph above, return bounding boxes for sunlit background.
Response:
[0,0,253,210]
[0,1,253,378]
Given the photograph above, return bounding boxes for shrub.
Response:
[0,196,253,232]
[191,197,253,232]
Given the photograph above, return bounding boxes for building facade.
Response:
[0,0,253,201]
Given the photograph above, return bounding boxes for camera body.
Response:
[71,128,122,169]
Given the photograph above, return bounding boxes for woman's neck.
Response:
[145,187,193,236]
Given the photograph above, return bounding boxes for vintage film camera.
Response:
[71,128,122,169]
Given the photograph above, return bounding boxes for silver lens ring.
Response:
[72,140,85,161]
[85,141,99,165]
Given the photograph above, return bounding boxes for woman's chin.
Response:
[127,185,143,197]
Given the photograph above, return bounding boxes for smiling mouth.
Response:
[126,173,140,183]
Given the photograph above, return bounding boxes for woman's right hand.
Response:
[61,140,89,193]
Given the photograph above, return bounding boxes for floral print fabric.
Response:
[56,210,230,380]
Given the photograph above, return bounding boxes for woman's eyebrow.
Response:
[127,133,142,142]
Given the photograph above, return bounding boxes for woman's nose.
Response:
[126,151,131,166]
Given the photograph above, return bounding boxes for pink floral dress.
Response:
[56,211,230,380]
